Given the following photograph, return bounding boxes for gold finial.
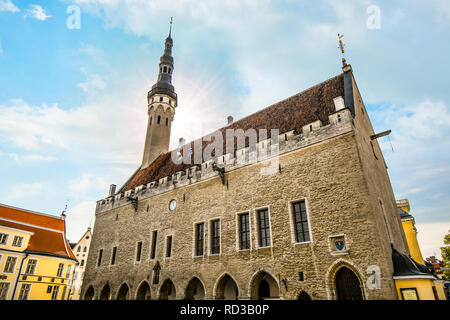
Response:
[169,17,173,36]
[337,33,347,67]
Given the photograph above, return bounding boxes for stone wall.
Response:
[81,105,401,300]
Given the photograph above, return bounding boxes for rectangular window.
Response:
[47,285,52,294]
[150,231,157,260]
[293,201,310,243]
[56,263,64,277]
[3,256,17,273]
[81,260,85,267]
[25,259,37,275]
[0,282,10,300]
[239,213,250,250]
[97,249,103,267]
[65,265,72,279]
[18,284,31,300]
[61,286,67,300]
[136,241,142,262]
[166,236,172,258]
[12,236,23,247]
[195,223,204,256]
[0,233,8,245]
[51,285,59,300]
[211,220,220,254]
[111,246,117,265]
[257,209,271,248]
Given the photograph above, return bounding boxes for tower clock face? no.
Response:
[169,199,177,211]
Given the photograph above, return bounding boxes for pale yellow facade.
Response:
[0,224,77,300]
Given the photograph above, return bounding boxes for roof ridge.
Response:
[0,203,63,221]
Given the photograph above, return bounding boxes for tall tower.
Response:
[142,23,177,169]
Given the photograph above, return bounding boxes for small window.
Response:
[211,220,220,255]
[166,236,173,258]
[150,117,152,125]
[65,265,72,279]
[111,247,117,265]
[239,213,250,250]
[97,249,103,267]
[136,241,143,262]
[309,125,313,132]
[12,236,23,247]
[81,260,85,267]
[83,246,87,252]
[51,285,59,300]
[25,259,38,275]
[0,233,8,245]
[150,231,157,260]
[257,209,271,248]
[160,97,163,102]
[3,256,17,273]
[0,282,10,300]
[163,66,167,73]
[18,284,31,300]
[165,118,168,126]
[77,247,81,252]
[292,201,310,243]
[195,223,204,256]
[56,263,64,277]
[157,115,161,124]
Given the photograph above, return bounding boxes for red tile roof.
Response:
[0,204,77,261]
[121,72,345,192]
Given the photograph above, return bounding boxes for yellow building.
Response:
[393,199,447,300]
[0,204,78,300]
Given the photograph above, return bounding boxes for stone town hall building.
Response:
[81,29,411,300]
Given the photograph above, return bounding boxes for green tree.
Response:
[441,230,450,281]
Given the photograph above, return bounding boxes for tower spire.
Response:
[142,26,178,169]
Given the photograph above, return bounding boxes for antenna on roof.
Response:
[337,33,347,67]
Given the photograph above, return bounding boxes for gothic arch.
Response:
[249,270,280,300]
[116,282,130,300]
[184,276,206,300]
[326,259,367,300]
[99,283,111,300]
[84,285,95,300]
[297,291,312,300]
[135,280,151,300]
[214,273,239,300]
[159,278,177,300]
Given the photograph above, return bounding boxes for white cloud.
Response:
[77,68,107,94]
[24,4,51,21]
[0,0,19,13]
[65,201,96,242]
[68,173,109,199]
[416,221,450,260]
[0,152,57,162]
[7,182,43,200]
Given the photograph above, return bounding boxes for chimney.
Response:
[108,184,116,197]
[227,116,233,125]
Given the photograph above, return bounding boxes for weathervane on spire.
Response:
[337,33,347,67]
[169,17,173,37]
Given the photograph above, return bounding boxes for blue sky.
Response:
[0,0,449,258]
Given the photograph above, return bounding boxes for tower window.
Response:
[169,68,172,74]
[163,66,167,73]
[211,219,220,255]
[160,97,163,102]
[157,115,161,124]
[195,223,204,257]
[165,118,168,126]
[150,117,152,125]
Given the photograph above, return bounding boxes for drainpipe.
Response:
[11,252,28,300]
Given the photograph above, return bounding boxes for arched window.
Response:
[165,118,168,126]
[83,246,87,252]
[150,117,152,125]
[77,247,81,252]
[163,66,167,73]
[157,115,161,124]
